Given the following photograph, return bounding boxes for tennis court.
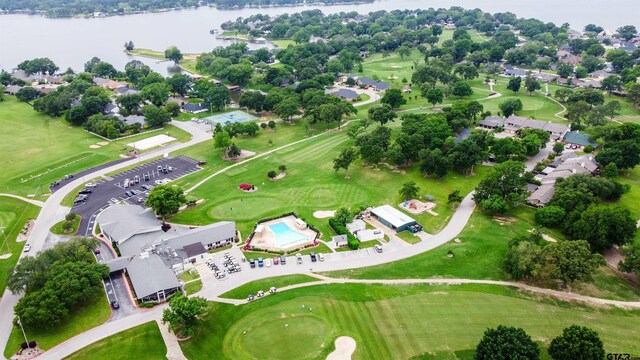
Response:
[205,110,258,124]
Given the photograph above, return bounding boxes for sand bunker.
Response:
[89,144,101,149]
[326,337,356,360]
[97,141,109,146]
[313,210,336,219]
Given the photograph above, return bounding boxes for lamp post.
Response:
[17,316,30,348]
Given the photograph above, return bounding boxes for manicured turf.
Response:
[170,127,486,241]
[185,280,203,295]
[180,283,640,360]
[272,40,296,48]
[0,97,191,197]
[221,274,318,299]
[4,291,111,358]
[0,197,40,293]
[49,215,81,235]
[64,321,166,360]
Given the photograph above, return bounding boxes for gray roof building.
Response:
[357,77,390,91]
[126,255,181,302]
[526,184,556,207]
[98,205,160,245]
[478,115,506,129]
[563,131,598,148]
[327,89,359,101]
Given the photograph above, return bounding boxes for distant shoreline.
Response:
[0,1,375,19]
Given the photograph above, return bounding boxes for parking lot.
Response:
[71,155,201,236]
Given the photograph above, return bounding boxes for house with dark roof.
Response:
[115,85,141,96]
[4,85,22,95]
[357,77,390,91]
[563,130,598,149]
[526,184,556,207]
[327,89,360,101]
[478,115,506,130]
[182,102,208,114]
[503,68,528,77]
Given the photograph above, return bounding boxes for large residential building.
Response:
[501,115,570,139]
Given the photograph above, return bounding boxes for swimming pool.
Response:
[268,221,310,248]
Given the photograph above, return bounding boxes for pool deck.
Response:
[250,215,317,251]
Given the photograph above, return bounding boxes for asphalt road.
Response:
[48,157,130,191]
[71,155,201,236]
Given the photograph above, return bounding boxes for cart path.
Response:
[0,193,45,207]
[219,274,640,309]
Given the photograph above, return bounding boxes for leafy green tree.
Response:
[162,295,208,338]
[83,56,101,73]
[380,88,406,109]
[124,41,135,51]
[447,190,463,207]
[227,143,241,158]
[602,162,619,178]
[204,86,231,111]
[618,242,640,277]
[507,76,522,94]
[116,93,142,113]
[544,240,604,288]
[616,25,638,41]
[554,88,573,103]
[548,325,605,360]
[267,170,277,179]
[397,45,411,60]
[574,205,636,252]
[474,325,540,360]
[474,161,528,214]
[498,98,523,117]
[165,46,183,64]
[224,64,254,86]
[333,207,353,226]
[239,91,266,112]
[165,102,181,117]
[142,82,170,106]
[213,130,232,150]
[423,87,444,108]
[553,142,564,154]
[503,236,544,280]
[66,105,89,125]
[524,75,541,95]
[368,104,396,126]
[166,74,193,96]
[15,87,41,103]
[556,63,574,78]
[451,81,473,98]
[535,206,566,227]
[356,126,390,164]
[601,75,622,94]
[91,61,118,78]
[333,147,359,178]
[274,97,300,122]
[142,105,171,127]
[420,148,449,178]
[278,165,286,173]
[145,185,187,226]
[399,181,420,200]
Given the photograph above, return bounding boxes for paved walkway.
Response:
[0,194,45,207]
[157,320,187,360]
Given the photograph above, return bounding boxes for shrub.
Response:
[65,213,77,221]
[62,221,74,231]
[584,144,594,153]
[267,170,277,179]
[329,217,360,250]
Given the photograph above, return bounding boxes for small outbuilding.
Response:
[370,205,421,233]
[333,235,348,247]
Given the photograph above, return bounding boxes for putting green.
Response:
[208,196,285,220]
[236,315,327,360]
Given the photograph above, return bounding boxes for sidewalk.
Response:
[157,320,187,360]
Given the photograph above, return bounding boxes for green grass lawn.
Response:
[185,280,203,295]
[272,40,296,48]
[64,321,166,360]
[0,197,40,293]
[0,97,191,197]
[396,230,421,244]
[170,126,486,241]
[4,291,111,358]
[220,274,318,299]
[49,215,81,235]
[180,283,640,360]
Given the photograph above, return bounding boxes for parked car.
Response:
[73,198,85,205]
[85,182,97,187]
[247,294,255,301]
[134,175,140,183]
[129,180,135,187]
[125,191,133,197]
[197,160,206,165]
[265,259,272,267]
[78,188,92,194]
[273,257,279,265]
[136,197,144,203]
[374,245,383,253]
[310,252,317,262]
[93,248,100,254]
[111,301,120,310]
[249,259,256,268]
[318,253,325,261]
[280,256,286,265]
[123,179,130,188]
[110,198,119,204]
[23,244,31,252]
[63,174,74,180]
[296,254,303,264]
[258,257,264,267]
[143,174,150,181]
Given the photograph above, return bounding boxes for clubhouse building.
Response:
[370,205,422,233]
[98,204,235,302]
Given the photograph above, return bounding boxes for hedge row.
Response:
[328,218,360,250]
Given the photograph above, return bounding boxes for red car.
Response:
[273,257,279,265]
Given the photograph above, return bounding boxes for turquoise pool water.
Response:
[268,222,309,248]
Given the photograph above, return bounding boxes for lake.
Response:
[1,0,638,75]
